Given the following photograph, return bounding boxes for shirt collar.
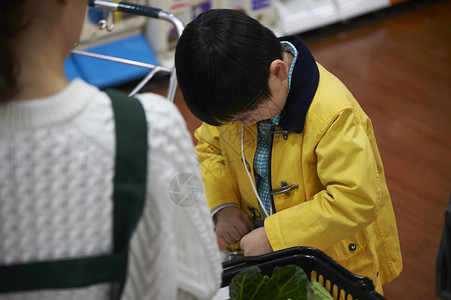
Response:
[280,41,299,91]
[266,41,299,127]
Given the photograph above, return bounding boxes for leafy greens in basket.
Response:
[229,265,332,300]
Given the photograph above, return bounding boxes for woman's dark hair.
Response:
[175,9,283,125]
[0,1,29,103]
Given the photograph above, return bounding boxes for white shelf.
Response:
[336,0,391,20]
[275,0,340,35]
[275,0,391,35]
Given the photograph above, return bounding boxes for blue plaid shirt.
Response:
[254,41,298,217]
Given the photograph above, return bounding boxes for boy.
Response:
[175,9,402,293]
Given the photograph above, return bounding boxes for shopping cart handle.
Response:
[88,0,162,19]
[117,1,162,18]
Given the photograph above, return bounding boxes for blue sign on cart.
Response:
[65,33,159,89]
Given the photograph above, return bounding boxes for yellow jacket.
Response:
[195,36,402,293]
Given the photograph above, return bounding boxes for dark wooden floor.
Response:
[298,1,451,299]
[128,1,451,298]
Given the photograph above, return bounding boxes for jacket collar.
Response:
[277,36,319,133]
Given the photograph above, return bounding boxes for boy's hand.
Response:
[215,206,254,246]
[240,227,273,256]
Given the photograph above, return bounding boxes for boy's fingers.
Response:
[216,211,255,244]
[218,227,242,245]
[244,215,255,231]
[230,226,245,243]
[221,237,233,246]
[237,211,255,233]
[217,231,234,246]
[235,219,253,237]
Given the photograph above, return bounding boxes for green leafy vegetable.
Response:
[308,279,333,300]
[229,265,332,300]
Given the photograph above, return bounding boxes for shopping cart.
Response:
[221,246,386,300]
[72,0,184,102]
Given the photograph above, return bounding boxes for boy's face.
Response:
[231,55,292,127]
[232,96,285,127]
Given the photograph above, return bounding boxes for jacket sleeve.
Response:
[195,123,241,211]
[265,108,381,251]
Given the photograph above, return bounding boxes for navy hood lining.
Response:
[278,35,319,133]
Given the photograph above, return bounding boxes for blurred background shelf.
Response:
[66,0,413,88]
[275,0,392,35]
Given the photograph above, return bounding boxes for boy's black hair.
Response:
[175,9,283,126]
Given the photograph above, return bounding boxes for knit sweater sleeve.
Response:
[121,93,222,300]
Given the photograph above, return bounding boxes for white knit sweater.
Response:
[0,79,222,300]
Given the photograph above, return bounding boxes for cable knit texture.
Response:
[0,79,222,300]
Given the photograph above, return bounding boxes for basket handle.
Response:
[222,247,376,291]
[223,246,317,268]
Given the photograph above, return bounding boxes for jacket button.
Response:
[349,243,357,251]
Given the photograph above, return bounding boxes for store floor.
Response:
[297,2,451,299]
[121,0,451,298]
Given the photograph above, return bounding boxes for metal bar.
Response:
[71,50,172,73]
[128,68,160,97]
[156,11,184,101]
[158,11,184,37]
[89,0,119,10]
[117,1,162,18]
[90,0,163,19]
[166,68,178,102]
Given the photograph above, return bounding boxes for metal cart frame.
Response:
[72,0,184,102]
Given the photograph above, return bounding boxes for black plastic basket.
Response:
[221,246,385,300]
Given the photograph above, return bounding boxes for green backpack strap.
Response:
[0,89,148,298]
[106,89,147,255]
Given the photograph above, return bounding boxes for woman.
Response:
[0,1,221,299]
